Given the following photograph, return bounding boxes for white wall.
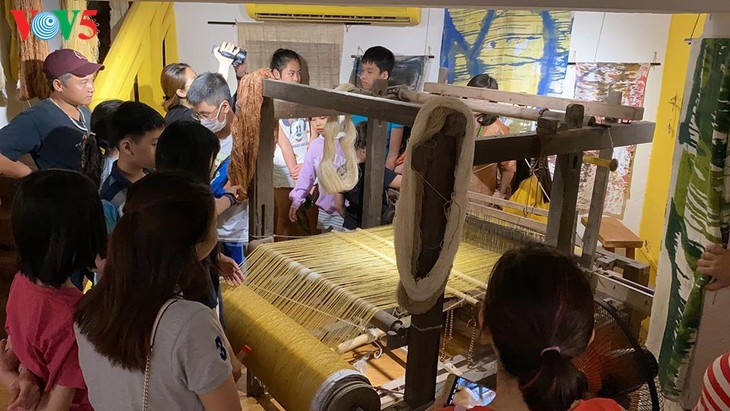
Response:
[562,12,671,233]
[174,3,445,92]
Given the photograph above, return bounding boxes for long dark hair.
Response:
[468,73,499,126]
[13,170,107,288]
[86,100,123,188]
[270,48,301,73]
[484,244,594,411]
[161,63,192,112]
[155,121,220,183]
[75,172,216,371]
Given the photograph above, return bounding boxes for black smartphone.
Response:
[444,375,496,407]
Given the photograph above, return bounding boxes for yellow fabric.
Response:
[504,175,549,222]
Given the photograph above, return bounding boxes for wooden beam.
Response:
[263,80,420,126]
[272,101,343,120]
[467,191,550,217]
[580,148,613,267]
[362,79,389,229]
[396,87,592,124]
[472,121,655,165]
[425,83,644,121]
[545,104,585,254]
[250,97,276,239]
[404,111,465,409]
[468,202,548,234]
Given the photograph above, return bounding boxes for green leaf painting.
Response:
[659,39,730,398]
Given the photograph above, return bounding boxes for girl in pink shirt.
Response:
[1,170,106,410]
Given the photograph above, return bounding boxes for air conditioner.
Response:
[246,4,421,26]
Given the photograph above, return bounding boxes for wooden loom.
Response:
[222,79,656,411]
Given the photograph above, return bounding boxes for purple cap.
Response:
[43,49,105,79]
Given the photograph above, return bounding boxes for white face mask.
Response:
[200,103,226,133]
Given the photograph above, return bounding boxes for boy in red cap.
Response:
[0,49,104,178]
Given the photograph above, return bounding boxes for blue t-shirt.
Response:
[351,115,403,157]
[0,99,92,170]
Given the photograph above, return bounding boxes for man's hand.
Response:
[8,367,40,411]
[219,253,245,286]
[214,42,240,76]
[698,244,730,291]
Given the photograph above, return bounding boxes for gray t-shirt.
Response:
[75,300,232,410]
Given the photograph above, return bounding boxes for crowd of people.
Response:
[0,42,727,411]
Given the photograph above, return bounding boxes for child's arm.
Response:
[288,143,320,223]
[199,376,242,411]
[498,160,517,197]
[334,193,346,218]
[386,127,404,171]
[35,385,76,411]
[278,126,301,180]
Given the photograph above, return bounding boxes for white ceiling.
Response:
[165,0,730,14]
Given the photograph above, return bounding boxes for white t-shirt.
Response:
[216,135,249,243]
[75,300,232,410]
[273,118,310,188]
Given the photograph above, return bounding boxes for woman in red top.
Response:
[437,244,623,411]
[0,170,106,410]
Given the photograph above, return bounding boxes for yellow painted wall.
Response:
[639,14,706,285]
[91,2,178,113]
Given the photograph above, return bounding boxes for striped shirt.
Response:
[695,352,730,411]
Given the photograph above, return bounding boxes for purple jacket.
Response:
[289,136,346,215]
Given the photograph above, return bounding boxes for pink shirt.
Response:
[5,273,91,409]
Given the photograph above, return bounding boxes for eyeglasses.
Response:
[193,103,224,121]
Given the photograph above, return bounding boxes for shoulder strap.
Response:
[143,299,178,411]
[150,299,178,348]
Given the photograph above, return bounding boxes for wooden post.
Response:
[580,148,613,267]
[438,68,448,84]
[362,79,389,228]
[545,104,585,254]
[581,91,621,267]
[250,97,276,240]
[404,111,465,409]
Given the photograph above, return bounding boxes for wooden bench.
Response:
[581,216,643,259]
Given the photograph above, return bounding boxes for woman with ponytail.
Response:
[439,244,622,411]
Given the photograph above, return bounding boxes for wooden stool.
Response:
[581,216,643,259]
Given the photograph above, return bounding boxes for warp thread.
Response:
[61,0,99,63]
[11,0,50,101]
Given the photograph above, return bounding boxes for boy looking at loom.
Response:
[355,46,404,171]
[100,101,164,212]
[338,123,401,230]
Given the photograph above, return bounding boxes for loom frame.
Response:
[250,79,655,410]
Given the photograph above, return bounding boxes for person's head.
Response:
[161,63,197,112]
[360,46,395,90]
[234,61,248,80]
[109,101,165,171]
[270,49,302,83]
[187,72,233,137]
[482,244,594,411]
[83,99,123,188]
[156,121,221,183]
[75,171,217,371]
[43,49,104,106]
[13,170,107,288]
[311,116,328,136]
[467,74,499,126]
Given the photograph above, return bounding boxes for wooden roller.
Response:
[583,154,619,171]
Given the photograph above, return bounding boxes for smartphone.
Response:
[444,375,496,407]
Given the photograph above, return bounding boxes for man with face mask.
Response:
[0,49,103,178]
[187,72,248,266]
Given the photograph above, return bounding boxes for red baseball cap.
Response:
[43,49,104,79]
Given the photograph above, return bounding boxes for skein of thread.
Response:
[222,285,379,411]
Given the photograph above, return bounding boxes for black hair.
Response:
[83,99,122,188]
[75,171,215,371]
[484,244,594,411]
[468,74,500,126]
[108,101,166,149]
[155,121,220,184]
[270,48,302,73]
[362,46,395,78]
[354,121,368,150]
[13,170,107,288]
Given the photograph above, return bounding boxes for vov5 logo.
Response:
[10,10,98,41]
